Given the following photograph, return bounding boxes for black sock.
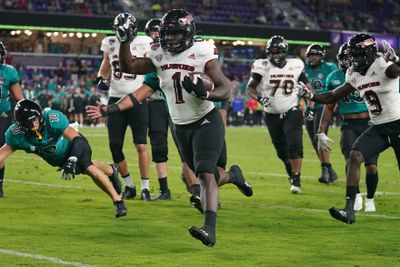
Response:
[0,167,4,184]
[292,172,300,180]
[158,177,168,193]
[345,186,357,210]
[366,172,378,199]
[204,210,216,230]
[284,161,292,178]
[189,184,201,196]
[321,163,330,168]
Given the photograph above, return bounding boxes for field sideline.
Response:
[0,126,400,266]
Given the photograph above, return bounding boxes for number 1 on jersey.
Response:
[172,72,185,104]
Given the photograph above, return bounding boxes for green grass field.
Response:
[1,126,400,267]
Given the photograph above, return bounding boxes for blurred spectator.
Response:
[36,87,52,109]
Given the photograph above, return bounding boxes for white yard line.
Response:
[6,179,400,220]
[0,249,96,267]
[7,179,97,191]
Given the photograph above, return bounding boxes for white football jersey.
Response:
[148,41,217,125]
[251,58,304,114]
[346,57,400,125]
[100,35,152,98]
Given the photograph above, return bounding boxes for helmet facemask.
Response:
[159,9,195,54]
[145,18,161,42]
[15,100,45,141]
[337,43,350,71]
[306,44,325,66]
[266,36,288,67]
[348,34,377,74]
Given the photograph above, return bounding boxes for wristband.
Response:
[128,94,139,105]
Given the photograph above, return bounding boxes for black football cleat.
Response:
[329,207,355,224]
[289,176,302,194]
[122,186,136,200]
[229,165,253,197]
[140,188,151,201]
[108,163,122,194]
[114,200,127,218]
[318,166,330,184]
[156,189,171,200]
[190,194,203,213]
[329,167,338,183]
[188,226,215,247]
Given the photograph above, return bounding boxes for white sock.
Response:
[122,175,133,188]
[141,178,149,191]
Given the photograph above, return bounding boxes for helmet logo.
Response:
[178,15,193,24]
[359,38,375,48]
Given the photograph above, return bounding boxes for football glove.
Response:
[305,108,314,122]
[182,75,209,100]
[295,81,314,100]
[317,133,334,152]
[257,96,271,107]
[61,156,78,180]
[382,40,399,63]
[95,77,110,91]
[113,12,137,43]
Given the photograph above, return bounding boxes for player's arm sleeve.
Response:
[298,72,309,84]
[10,68,20,84]
[325,72,335,91]
[143,72,160,92]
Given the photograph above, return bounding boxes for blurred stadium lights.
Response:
[0,24,330,46]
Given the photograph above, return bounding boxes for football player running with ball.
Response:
[247,35,311,194]
[0,99,127,218]
[86,9,253,247]
[298,34,400,224]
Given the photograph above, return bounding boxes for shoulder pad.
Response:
[195,41,217,56]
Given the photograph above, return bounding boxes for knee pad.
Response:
[149,132,168,163]
[151,144,168,163]
[109,140,124,163]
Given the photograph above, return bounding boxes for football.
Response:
[189,72,215,91]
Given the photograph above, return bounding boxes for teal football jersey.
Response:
[0,64,19,112]
[305,62,338,110]
[5,110,71,167]
[326,69,367,115]
[143,72,169,109]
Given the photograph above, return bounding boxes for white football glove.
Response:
[295,81,314,100]
[316,133,334,152]
[382,40,399,63]
[113,12,137,43]
[257,96,271,107]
